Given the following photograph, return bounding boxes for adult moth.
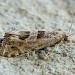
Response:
[0,31,68,57]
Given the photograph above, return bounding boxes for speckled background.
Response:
[0,0,75,75]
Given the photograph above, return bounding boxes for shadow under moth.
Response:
[0,30,68,57]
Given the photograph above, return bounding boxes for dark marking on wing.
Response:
[37,31,45,38]
[0,38,3,47]
[19,31,30,40]
[4,33,12,37]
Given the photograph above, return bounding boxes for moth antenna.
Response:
[69,21,72,33]
[68,11,73,36]
[67,33,73,37]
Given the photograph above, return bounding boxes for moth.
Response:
[0,30,68,57]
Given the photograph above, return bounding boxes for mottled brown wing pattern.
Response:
[0,31,68,57]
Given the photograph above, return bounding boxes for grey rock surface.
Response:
[0,0,75,75]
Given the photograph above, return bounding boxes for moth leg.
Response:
[35,47,49,60]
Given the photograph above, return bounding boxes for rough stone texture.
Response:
[0,0,75,75]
